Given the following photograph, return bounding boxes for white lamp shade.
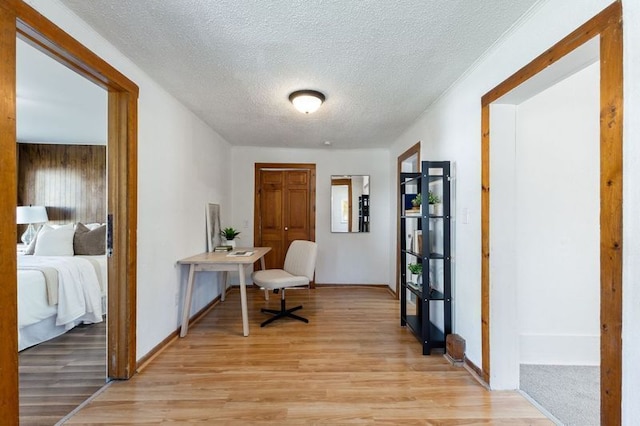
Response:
[16,205,48,224]
[289,90,325,114]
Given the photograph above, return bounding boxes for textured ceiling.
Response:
[60,0,541,149]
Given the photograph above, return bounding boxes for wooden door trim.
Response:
[15,1,138,95]
[395,142,421,296]
[480,2,622,422]
[0,0,20,418]
[1,1,139,421]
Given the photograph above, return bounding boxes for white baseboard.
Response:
[519,334,599,365]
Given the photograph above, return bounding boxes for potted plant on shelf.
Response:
[408,262,423,289]
[220,227,240,248]
[428,191,441,215]
[410,193,422,215]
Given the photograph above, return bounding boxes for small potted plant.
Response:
[411,193,422,208]
[220,227,241,248]
[410,193,422,215]
[408,262,423,288]
[428,191,441,215]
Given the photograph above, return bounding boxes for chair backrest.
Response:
[283,240,318,281]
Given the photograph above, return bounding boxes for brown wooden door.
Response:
[255,163,316,269]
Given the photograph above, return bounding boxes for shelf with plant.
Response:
[427,191,443,216]
[407,262,423,290]
[427,191,440,205]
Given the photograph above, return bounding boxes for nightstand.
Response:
[17,243,28,255]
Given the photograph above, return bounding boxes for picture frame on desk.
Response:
[205,203,221,252]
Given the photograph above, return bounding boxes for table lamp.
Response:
[16,205,48,245]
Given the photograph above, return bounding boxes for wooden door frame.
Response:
[1,0,138,421]
[480,2,622,422]
[395,142,421,297]
[254,163,316,274]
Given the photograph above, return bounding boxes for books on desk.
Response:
[214,245,233,252]
[227,250,254,257]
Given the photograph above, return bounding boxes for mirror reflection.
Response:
[331,175,370,233]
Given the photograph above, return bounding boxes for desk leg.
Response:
[180,264,196,337]
[238,264,249,336]
[260,256,269,301]
[220,271,228,302]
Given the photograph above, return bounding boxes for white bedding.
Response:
[17,269,57,328]
[76,255,107,295]
[17,255,106,351]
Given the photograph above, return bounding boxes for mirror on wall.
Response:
[331,175,370,233]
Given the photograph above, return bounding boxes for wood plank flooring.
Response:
[19,321,106,425]
[65,287,551,424]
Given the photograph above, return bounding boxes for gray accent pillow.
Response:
[74,223,106,255]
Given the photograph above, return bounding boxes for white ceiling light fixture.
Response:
[289,90,325,114]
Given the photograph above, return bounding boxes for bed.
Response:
[17,222,107,351]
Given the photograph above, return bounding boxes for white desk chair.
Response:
[252,240,318,327]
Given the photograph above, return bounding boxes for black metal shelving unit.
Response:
[399,161,452,355]
[358,195,370,232]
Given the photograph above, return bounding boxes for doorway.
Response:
[16,36,109,423]
[480,3,622,423]
[254,163,316,270]
[0,1,138,422]
[493,48,600,423]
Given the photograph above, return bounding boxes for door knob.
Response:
[285,227,288,231]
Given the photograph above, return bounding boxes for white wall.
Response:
[622,0,640,423]
[231,147,391,285]
[28,0,234,358]
[515,62,600,365]
[388,0,615,380]
[488,104,519,388]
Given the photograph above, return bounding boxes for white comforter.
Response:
[18,256,103,329]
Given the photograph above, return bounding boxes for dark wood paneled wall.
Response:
[17,143,106,230]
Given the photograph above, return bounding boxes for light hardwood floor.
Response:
[65,286,551,424]
[19,321,106,425]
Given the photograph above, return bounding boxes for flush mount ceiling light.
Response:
[289,90,325,114]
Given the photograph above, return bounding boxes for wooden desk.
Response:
[178,247,271,337]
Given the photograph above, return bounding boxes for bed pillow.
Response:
[33,224,75,256]
[74,223,106,255]
[84,222,105,230]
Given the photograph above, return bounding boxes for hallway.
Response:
[65,286,550,424]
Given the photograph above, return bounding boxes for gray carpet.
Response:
[520,364,599,426]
